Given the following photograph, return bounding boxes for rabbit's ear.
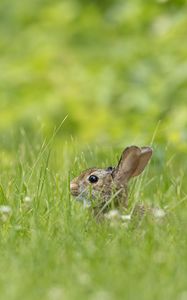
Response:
[113,146,152,185]
[131,147,152,177]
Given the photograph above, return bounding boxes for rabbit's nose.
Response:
[70,182,78,190]
[70,182,79,196]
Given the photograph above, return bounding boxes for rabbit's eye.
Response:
[88,175,99,184]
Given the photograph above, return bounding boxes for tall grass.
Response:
[0,129,186,300]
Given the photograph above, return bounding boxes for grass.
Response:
[1,0,187,298]
[0,132,187,300]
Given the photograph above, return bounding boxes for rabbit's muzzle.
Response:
[70,182,80,197]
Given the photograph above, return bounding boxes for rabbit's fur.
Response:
[70,146,153,216]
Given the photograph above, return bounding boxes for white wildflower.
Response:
[23,196,32,203]
[0,205,12,214]
[152,208,166,219]
[121,214,131,221]
[105,210,121,220]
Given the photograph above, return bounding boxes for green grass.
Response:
[1,0,187,298]
[0,132,187,300]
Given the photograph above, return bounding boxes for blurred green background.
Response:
[0,0,187,161]
[1,2,187,300]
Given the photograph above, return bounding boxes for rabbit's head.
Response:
[70,146,152,211]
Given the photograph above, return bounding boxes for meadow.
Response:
[0,0,187,299]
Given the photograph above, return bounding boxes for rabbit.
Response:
[70,146,153,217]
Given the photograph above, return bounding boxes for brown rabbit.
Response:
[70,146,153,216]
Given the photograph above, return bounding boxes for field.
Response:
[0,0,187,299]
